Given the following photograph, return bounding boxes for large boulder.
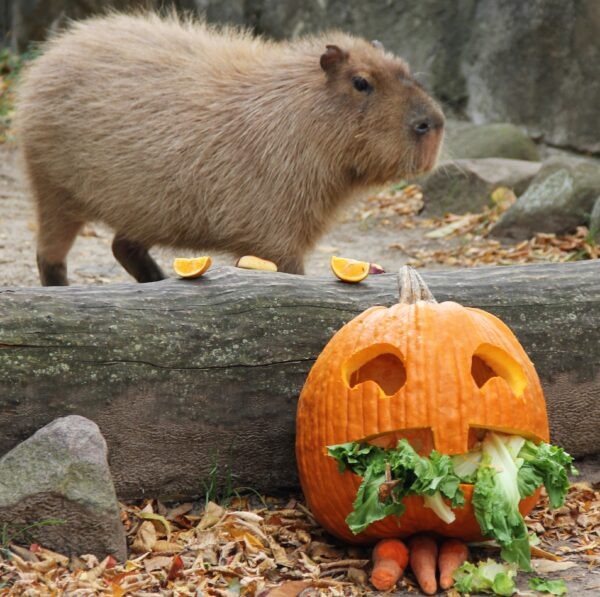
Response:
[0,415,126,560]
[444,122,540,162]
[419,158,541,216]
[491,157,600,240]
[463,0,600,154]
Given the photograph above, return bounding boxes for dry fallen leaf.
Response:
[130,520,157,553]
[137,511,172,539]
[531,559,578,574]
[265,580,314,596]
[197,501,226,530]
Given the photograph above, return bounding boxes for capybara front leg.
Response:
[112,236,165,283]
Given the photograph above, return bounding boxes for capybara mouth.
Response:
[412,129,444,176]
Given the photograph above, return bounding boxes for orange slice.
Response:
[236,255,278,272]
[330,256,370,283]
[173,256,212,278]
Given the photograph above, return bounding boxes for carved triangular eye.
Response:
[343,344,406,396]
[471,343,527,397]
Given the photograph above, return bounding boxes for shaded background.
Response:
[2,0,600,155]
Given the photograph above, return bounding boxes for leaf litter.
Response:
[0,483,597,596]
[362,184,599,267]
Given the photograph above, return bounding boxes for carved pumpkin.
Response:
[296,267,549,543]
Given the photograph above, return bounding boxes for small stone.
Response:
[0,415,126,560]
[417,158,541,216]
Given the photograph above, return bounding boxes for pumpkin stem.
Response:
[398,266,437,304]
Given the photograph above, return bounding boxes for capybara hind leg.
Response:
[112,236,165,283]
[36,218,83,286]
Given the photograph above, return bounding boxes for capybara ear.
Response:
[320,45,349,72]
[371,40,385,51]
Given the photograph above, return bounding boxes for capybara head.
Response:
[319,40,444,184]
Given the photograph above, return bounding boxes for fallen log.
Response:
[0,261,598,499]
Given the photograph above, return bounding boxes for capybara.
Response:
[16,12,444,285]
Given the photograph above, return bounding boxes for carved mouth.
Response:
[358,426,545,458]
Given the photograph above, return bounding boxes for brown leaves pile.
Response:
[367,184,598,267]
[1,484,598,596]
[526,483,600,570]
[0,497,372,596]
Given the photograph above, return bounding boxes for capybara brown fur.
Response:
[16,12,444,285]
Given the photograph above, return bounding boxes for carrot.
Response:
[408,533,438,595]
[438,538,469,589]
[370,538,409,591]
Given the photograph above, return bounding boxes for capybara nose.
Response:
[411,111,445,136]
[413,119,433,135]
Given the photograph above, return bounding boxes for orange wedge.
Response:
[173,256,212,278]
[330,256,370,283]
[236,255,278,272]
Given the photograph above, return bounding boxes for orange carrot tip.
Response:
[370,538,409,591]
[408,534,438,596]
[439,538,469,590]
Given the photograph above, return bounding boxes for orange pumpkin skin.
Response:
[296,300,550,543]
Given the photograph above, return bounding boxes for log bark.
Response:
[0,261,598,499]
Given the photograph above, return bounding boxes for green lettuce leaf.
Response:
[516,461,543,498]
[326,442,384,476]
[452,449,483,482]
[528,577,568,595]
[472,434,532,571]
[453,559,517,596]
[518,441,577,508]
[345,464,405,534]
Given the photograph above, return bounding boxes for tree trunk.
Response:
[0,261,598,499]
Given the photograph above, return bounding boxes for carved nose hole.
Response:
[471,343,527,398]
[344,344,406,396]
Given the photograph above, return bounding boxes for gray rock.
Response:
[464,0,600,154]
[590,197,600,243]
[418,158,541,216]
[0,415,126,560]
[491,158,600,240]
[445,122,540,162]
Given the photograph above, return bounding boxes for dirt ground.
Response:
[0,144,447,288]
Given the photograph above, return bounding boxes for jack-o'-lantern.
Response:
[296,267,549,543]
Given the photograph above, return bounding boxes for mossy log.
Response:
[0,261,598,499]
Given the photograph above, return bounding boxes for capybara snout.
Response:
[16,13,444,285]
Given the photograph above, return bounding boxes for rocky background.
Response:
[2,0,600,155]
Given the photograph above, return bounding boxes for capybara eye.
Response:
[352,76,372,93]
